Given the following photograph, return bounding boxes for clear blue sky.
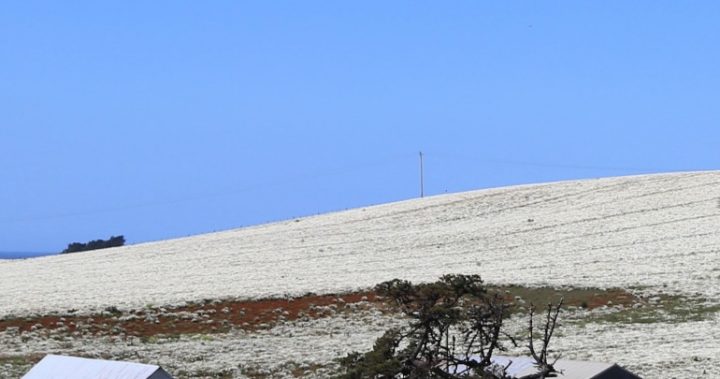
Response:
[2,1,719,256]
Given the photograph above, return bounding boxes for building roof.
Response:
[490,356,640,379]
[22,355,174,379]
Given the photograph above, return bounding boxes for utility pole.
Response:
[419,151,424,198]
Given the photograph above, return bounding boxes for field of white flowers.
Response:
[0,304,406,378]
[1,171,719,378]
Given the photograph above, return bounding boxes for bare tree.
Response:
[517,299,564,379]
[336,275,563,379]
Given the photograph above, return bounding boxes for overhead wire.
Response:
[427,151,696,174]
[1,151,705,225]
[0,152,413,225]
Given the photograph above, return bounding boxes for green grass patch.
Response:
[486,285,720,325]
[586,294,720,324]
[488,284,638,313]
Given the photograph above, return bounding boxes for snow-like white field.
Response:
[0,307,406,378]
[2,171,720,378]
[1,309,716,378]
[2,171,719,316]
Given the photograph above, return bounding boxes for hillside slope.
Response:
[2,171,720,378]
[1,171,719,317]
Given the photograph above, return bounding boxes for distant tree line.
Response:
[61,235,125,254]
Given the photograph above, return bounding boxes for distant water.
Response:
[0,251,56,259]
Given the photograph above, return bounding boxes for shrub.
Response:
[61,235,125,254]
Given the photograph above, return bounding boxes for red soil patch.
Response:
[0,291,380,338]
[0,286,641,339]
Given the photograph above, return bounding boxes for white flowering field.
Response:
[1,171,719,378]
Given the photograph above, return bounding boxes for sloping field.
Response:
[2,171,720,377]
[2,171,719,315]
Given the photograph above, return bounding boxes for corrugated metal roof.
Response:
[22,355,168,379]
[491,355,629,379]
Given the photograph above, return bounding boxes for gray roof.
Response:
[491,356,641,379]
[22,355,174,379]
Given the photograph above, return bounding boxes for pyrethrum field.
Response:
[1,171,719,378]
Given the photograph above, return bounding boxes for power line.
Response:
[0,153,415,225]
[1,151,704,225]
[428,151,692,173]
